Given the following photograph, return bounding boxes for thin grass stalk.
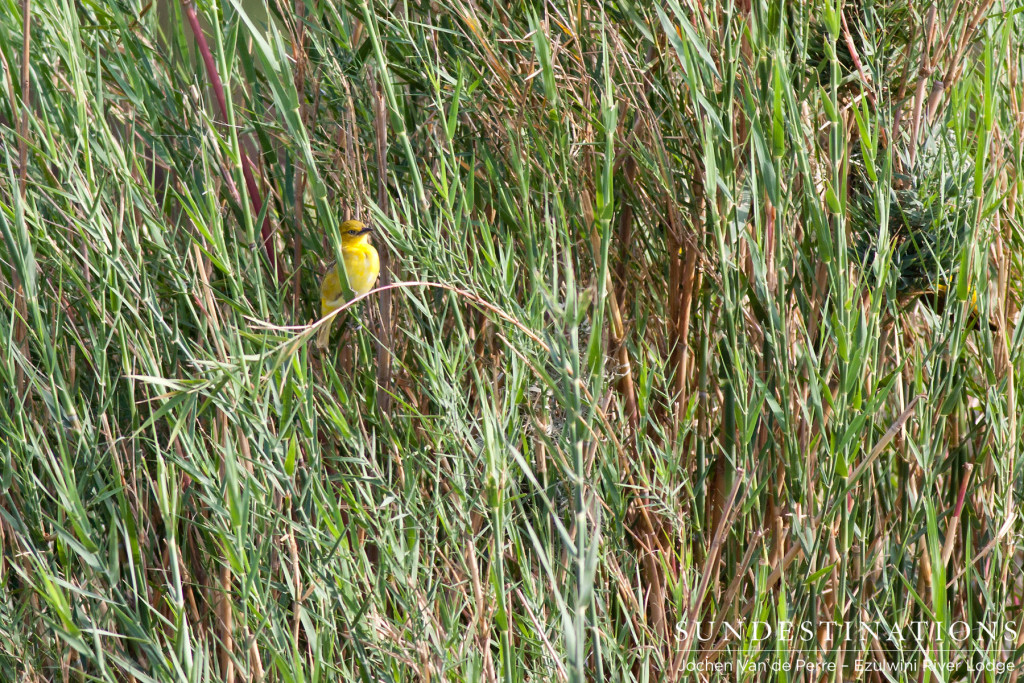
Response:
[290,0,307,320]
[17,0,30,198]
[12,0,31,404]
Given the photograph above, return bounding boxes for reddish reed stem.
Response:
[182,0,283,284]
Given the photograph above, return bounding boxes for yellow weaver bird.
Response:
[317,220,380,348]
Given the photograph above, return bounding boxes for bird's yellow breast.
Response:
[320,238,380,316]
[341,240,380,296]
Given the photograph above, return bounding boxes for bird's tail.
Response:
[316,323,330,349]
[316,313,340,349]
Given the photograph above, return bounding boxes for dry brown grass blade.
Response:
[698,529,765,665]
[373,76,394,419]
[941,463,972,566]
[671,157,702,438]
[846,393,925,488]
[675,472,744,662]
[218,561,235,683]
[907,6,937,167]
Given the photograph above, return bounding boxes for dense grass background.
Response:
[2,0,1023,680]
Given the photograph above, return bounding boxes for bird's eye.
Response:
[347,230,358,236]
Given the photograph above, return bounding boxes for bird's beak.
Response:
[357,226,373,235]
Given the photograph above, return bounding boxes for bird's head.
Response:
[340,220,373,246]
